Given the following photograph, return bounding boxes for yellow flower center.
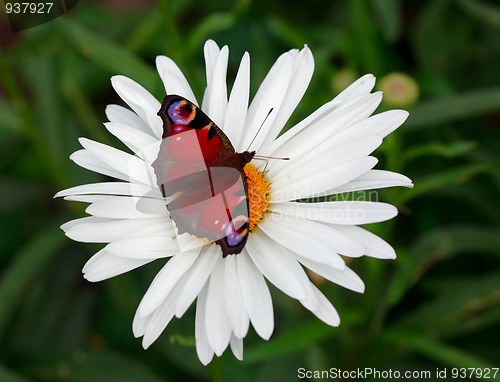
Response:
[243,163,270,231]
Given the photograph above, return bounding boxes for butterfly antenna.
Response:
[263,160,269,173]
[246,108,273,152]
[253,154,290,173]
[253,155,290,161]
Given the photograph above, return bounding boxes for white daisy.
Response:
[56,40,413,365]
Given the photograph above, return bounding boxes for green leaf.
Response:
[125,11,163,52]
[441,304,500,340]
[347,0,385,75]
[404,141,477,161]
[411,226,500,259]
[394,271,500,335]
[21,350,164,382]
[387,227,500,307]
[412,0,452,74]
[245,320,336,362]
[369,0,402,42]
[159,341,211,380]
[0,365,32,382]
[169,334,196,347]
[0,47,68,188]
[60,66,111,145]
[187,13,236,54]
[67,351,165,382]
[406,87,500,129]
[0,226,66,339]
[268,17,308,47]
[458,0,500,31]
[382,330,499,377]
[397,164,497,204]
[0,179,46,212]
[23,55,66,169]
[56,18,160,95]
[0,99,22,133]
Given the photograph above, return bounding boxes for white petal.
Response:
[229,334,243,361]
[175,245,220,317]
[63,195,104,203]
[258,216,347,267]
[63,217,171,243]
[132,308,151,338]
[105,104,151,134]
[137,248,201,318]
[110,75,162,139]
[270,201,398,225]
[83,249,154,282]
[203,40,221,87]
[301,284,340,326]
[61,216,110,232]
[105,236,179,258]
[260,45,314,147]
[55,182,161,199]
[205,258,232,356]
[258,98,342,157]
[142,273,190,349]
[237,251,274,340]
[331,225,397,259]
[195,283,214,365]
[104,122,159,162]
[223,52,250,151]
[271,156,378,203]
[245,230,307,300]
[156,55,198,105]
[270,92,383,175]
[329,169,414,193]
[333,74,376,102]
[296,254,365,293]
[206,45,228,127]
[85,195,167,219]
[201,40,221,112]
[266,109,409,183]
[70,149,129,182]
[269,135,382,183]
[241,53,293,152]
[223,256,250,338]
[78,138,155,185]
[331,109,409,143]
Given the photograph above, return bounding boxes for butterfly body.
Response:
[153,95,255,257]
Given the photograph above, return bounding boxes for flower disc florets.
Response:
[244,163,270,231]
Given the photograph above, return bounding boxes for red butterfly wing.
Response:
[152,95,254,256]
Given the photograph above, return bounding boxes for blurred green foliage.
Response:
[1,0,500,381]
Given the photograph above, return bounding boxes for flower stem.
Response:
[210,356,224,382]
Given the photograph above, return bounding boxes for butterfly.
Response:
[152,95,255,257]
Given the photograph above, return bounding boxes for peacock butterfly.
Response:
[152,95,255,257]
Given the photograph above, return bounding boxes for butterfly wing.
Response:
[152,95,251,256]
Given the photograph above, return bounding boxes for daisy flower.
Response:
[56,40,413,364]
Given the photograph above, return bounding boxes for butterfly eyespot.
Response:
[168,100,196,124]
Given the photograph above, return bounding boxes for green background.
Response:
[1,0,500,381]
